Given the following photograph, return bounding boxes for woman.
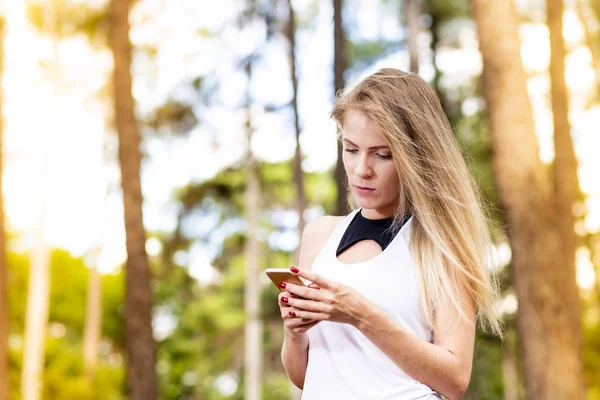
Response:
[277,68,503,399]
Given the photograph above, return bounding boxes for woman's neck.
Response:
[360,206,396,220]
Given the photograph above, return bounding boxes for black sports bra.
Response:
[336,209,411,257]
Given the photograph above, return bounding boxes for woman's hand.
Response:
[278,285,321,337]
[281,266,368,326]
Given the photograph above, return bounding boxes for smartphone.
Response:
[264,268,307,290]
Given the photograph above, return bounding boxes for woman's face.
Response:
[341,109,400,219]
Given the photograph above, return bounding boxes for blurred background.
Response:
[0,0,598,399]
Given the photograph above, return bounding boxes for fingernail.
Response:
[279,282,286,289]
[281,297,288,303]
[289,311,296,317]
[290,266,299,273]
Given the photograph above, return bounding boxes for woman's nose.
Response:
[354,156,373,178]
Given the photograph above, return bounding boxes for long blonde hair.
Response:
[331,68,503,337]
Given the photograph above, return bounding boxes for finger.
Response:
[278,283,306,297]
[307,283,321,289]
[279,299,291,308]
[290,266,335,291]
[298,318,318,326]
[285,283,325,301]
[286,296,330,314]
[295,320,320,331]
[300,320,321,330]
[286,317,314,328]
[278,291,292,302]
[288,308,327,321]
[279,294,297,309]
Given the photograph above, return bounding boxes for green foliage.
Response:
[348,39,402,71]
[6,249,126,399]
[423,0,469,19]
[583,299,600,398]
[42,335,125,400]
[463,332,505,399]
[293,0,321,30]
[26,0,110,46]
[48,251,88,333]
[101,271,126,350]
[6,252,29,333]
[262,373,294,399]
[145,99,199,137]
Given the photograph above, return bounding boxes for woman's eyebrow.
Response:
[342,138,389,150]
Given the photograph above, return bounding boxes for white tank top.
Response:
[301,209,442,400]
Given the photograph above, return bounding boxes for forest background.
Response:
[0,0,599,399]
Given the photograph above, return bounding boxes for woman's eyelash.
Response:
[344,148,392,159]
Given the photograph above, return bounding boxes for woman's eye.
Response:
[376,153,392,159]
[344,148,358,153]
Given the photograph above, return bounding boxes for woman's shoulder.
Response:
[302,214,345,248]
[299,214,346,270]
[305,214,345,233]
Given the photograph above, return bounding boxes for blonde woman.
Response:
[277,68,503,400]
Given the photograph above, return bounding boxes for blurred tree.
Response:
[473,0,586,398]
[285,0,307,262]
[82,248,102,379]
[576,0,600,102]
[154,156,335,398]
[423,0,470,122]
[0,13,8,400]
[333,0,349,216]
[129,2,311,397]
[243,39,262,400]
[422,4,513,398]
[283,3,305,394]
[404,0,421,72]
[286,0,308,230]
[547,0,584,360]
[22,1,58,397]
[108,0,157,398]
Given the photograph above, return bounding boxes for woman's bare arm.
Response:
[280,216,342,389]
[284,268,476,399]
[352,276,476,399]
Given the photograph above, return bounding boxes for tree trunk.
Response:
[285,4,304,394]
[0,15,9,400]
[109,0,158,398]
[286,0,307,261]
[243,61,262,400]
[576,0,600,100]
[472,0,586,398]
[404,0,421,73]
[22,4,55,398]
[333,0,349,216]
[547,0,584,360]
[22,237,50,400]
[83,248,102,378]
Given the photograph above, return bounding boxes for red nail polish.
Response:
[289,311,296,317]
[279,282,286,289]
[290,266,299,273]
[281,297,288,303]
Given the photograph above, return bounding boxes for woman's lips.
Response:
[353,185,375,196]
